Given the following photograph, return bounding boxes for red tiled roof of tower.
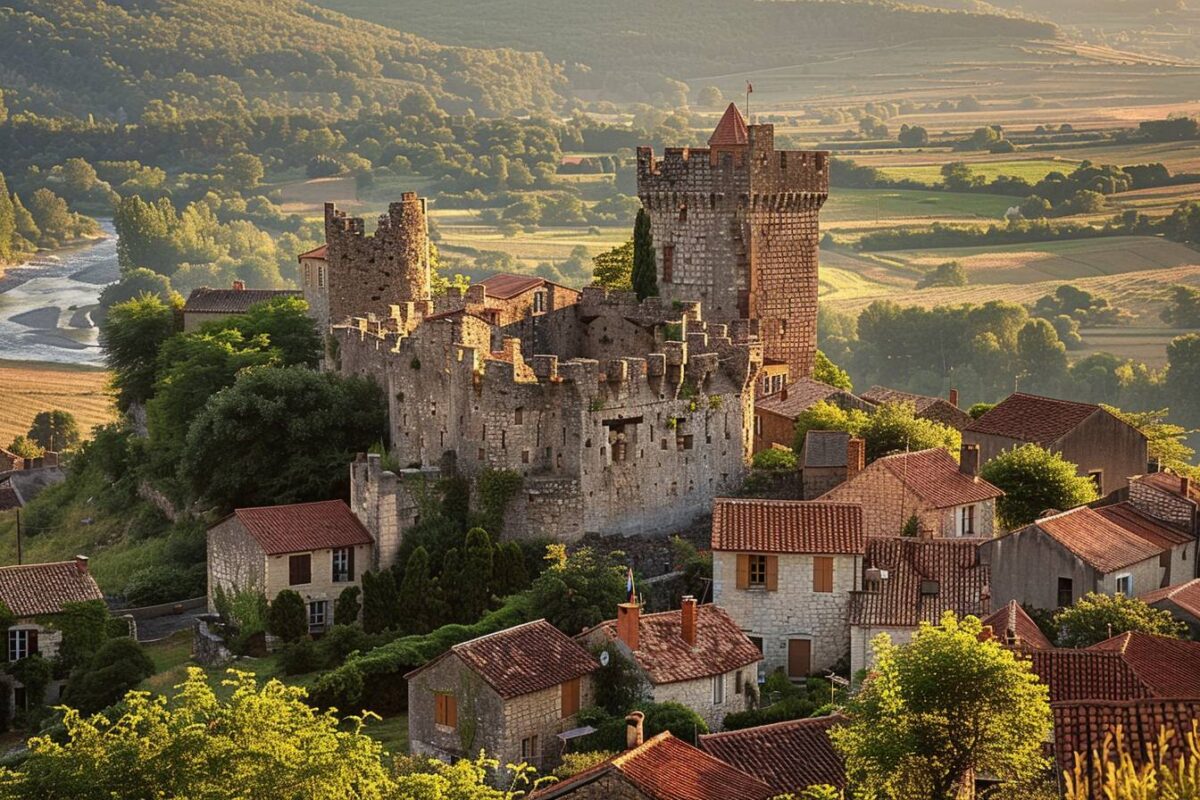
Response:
[478,273,550,299]
[532,732,775,800]
[1028,649,1152,702]
[231,500,373,556]
[1140,578,1200,618]
[183,286,302,314]
[711,498,864,554]
[850,539,989,628]
[699,715,847,794]
[297,244,327,260]
[1034,506,1167,574]
[581,605,761,685]
[433,620,598,700]
[980,600,1054,651]
[756,377,855,417]
[0,561,104,617]
[709,103,749,147]
[964,392,1102,444]
[1094,503,1193,548]
[875,448,1003,508]
[1139,471,1200,502]
[1087,632,1200,698]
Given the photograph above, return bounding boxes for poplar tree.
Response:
[460,528,494,621]
[397,546,439,634]
[631,208,658,300]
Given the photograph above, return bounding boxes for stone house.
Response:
[963,392,1149,495]
[181,281,301,332]
[699,714,846,796]
[578,598,762,732]
[0,557,104,712]
[819,445,1003,539]
[859,386,973,431]
[0,448,23,473]
[530,713,774,800]
[206,500,373,633]
[979,600,1054,651]
[1140,579,1200,637]
[710,498,865,678]
[753,377,873,454]
[800,432,862,500]
[848,538,990,674]
[405,619,598,774]
[297,244,329,331]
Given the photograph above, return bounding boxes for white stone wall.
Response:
[849,624,914,675]
[207,518,268,611]
[713,551,860,675]
[1096,555,1166,599]
[652,664,754,732]
[262,543,372,611]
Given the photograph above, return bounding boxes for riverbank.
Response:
[0,231,111,292]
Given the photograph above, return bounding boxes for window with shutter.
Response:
[561,678,581,718]
[736,554,750,589]
[813,557,834,593]
[435,693,457,727]
[289,554,312,585]
[765,556,779,592]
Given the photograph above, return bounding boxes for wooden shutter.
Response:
[290,554,311,585]
[436,693,457,727]
[446,694,457,728]
[28,629,38,657]
[813,557,833,593]
[765,556,779,592]
[561,678,580,718]
[736,555,750,589]
[347,547,355,582]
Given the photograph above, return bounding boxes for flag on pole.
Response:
[746,81,754,94]
[626,567,635,602]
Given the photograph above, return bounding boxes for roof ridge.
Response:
[700,712,844,740]
[0,560,80,572]
[611,731,673,768]
[451,618,551,651]
[235,498,345,513]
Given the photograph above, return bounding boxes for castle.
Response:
[302,105,828,545]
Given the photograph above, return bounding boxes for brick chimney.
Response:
[617,602,640,651]
[74,555,89,575]
[232,280,246,291]
[680,596,697,647]
[949,388,959,408]
[846,437,866,481]
[625,711,645,749]
[960,444,980,478]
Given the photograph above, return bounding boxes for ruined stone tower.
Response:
[323,192,431,325]
[637,103,829,380]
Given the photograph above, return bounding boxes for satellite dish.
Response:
[599,650,611,667]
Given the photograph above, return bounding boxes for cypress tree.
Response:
[360,570,399,634]
[491,541,530,598]
[631,208,657,300]
[397,546,438,634]
[460,528,494,621]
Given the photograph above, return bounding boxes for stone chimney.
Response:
[680,596,697,647]
[625,711,645,750]
[232,280,246,291]
[74,555,89,575]
[949,388,959,408]
[960,444,980,478]
[846,437,866,481]
[1182,475,1192,498]
[617,602,640,651]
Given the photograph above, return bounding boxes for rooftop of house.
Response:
[1140,578,1200,619]
[1023,505,1179,574]
[183,285,302,315]
[406,619,597,700]
[0,559,104,617]
[698,714,846,794]
[1137,471,1199,503]
[858,386,950,414]
[1027,633,1200,702]
[297,244,327,260]
[980,599,1054,651]
[532,731,774,800]
[709,103,750,148]
[582,604,761,685]
[711,498,864,555]
[802,430,850,469]
[1094,502,1193,549]
[756,377,857,419]
[964,392,1108,444]
[226,500,373,556]
[477,273,575,300]
[1089,631,1200,698]
[850,538,990,629]
[873,448,1003,509]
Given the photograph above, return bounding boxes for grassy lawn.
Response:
[363,714,409,755]
[873,159,1073,185]
[823,188,1012,223]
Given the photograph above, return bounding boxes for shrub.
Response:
[8,655,53,709]
[314,625,372,669]
[279,638,321,676]
[751,448,798,471]
[267,589,308,643]
[123,565,203,606]
[334,586,361,626]
[62,638,154,714]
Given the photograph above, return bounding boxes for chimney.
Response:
[232,280,246,291]
[680,596,697,647]
[74,555,89,575]
[625,711,645,750]
[960,444,980,477]
[949,388,959,408]
[780,386,788,401]
[1182,475,1191,498]
[846,437,866,481]
[617,602,640,651]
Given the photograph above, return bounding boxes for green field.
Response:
[822,188,1012,224]
[873,159,1074,185]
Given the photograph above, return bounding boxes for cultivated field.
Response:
[822,189,1012,224]
[873,159,1074,185]
[0,360,115,447]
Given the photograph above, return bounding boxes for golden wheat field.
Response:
[0,360,115,447]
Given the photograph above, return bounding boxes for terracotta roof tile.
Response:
[1033,506,1166,573]
[1138,471,1200,503]
[850,538,989,628]
[711,498,865,554]
[1028,649,1151,702]
[183,287,302,315]
[477,273,552,299]
[756,378,865,419]
[1094,502,1193,548]
[980,600,1054,650]
[860,387,973,430]
[875,448,1003,508]
[229,500,373,556]
[1140,578,1200,619]
[297,244,327,260]
[803,430,850,468]
[584,605,761,685]
[708,104,749,148]
[533,732,774,800]
[1088,632,1200,697]
[0,561,104,617]
[448,620,598,700]
[699,714,846,793]
[964,392,1104,444]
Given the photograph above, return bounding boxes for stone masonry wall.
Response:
[850,624,913,675]
[819,464,938,538]
[206,517,267,611]
[651,666,752,732]
[1131,479,1196,531]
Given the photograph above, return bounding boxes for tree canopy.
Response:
[1054,592,1187,647]
[979,443,1099,529]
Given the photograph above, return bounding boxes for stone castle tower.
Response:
[637,103,828,380]
[323,192,431,325]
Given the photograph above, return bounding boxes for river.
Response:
[0,220,117,366]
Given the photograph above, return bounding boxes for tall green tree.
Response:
[1054,592,1187,647]
[528,547,625,634]
[979,443,1099,529]
[360,570,400,634]
[1166,334,1200,427]
[813,350,852,390]
[831,612,1052,800]
[99,294,182,411]
[0,174,16,262]
[267,589,308,643]
[26,410,80,451]
[397,546,439,635]
[203,297,321,369]
[10,194,39,246]
[858,401,960,461]
[631,208,657,300]
[460,527,495,621]
[591,240,633,291]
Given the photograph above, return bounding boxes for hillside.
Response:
[313,0,1059,99]
[0,0,566,120]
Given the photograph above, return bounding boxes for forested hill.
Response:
[0,0,566,121]
[313,0,1059,99]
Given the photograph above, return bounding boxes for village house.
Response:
[859,386,973,431]
[530,712,774,800]
[578,598,762,732]
[206,500,373,633]
[849,538,990,674]
[753,377,873,454]
[819,445,1002,539]
[0,556,104,712]
[404,619,598,774]
[1140,578,1200,637]
[0,452,64,511]
[963,392,1149,495]
[181,281,302,331]
[710,498,865,678]
[699,714,846,796]
[979,600,1054,651]
[800,432,861,500]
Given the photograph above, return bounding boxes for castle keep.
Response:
[637,103,828,380]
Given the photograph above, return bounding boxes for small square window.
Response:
[748,555,768,588]
[308,600,327,633]
[1116,574,1133,596]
